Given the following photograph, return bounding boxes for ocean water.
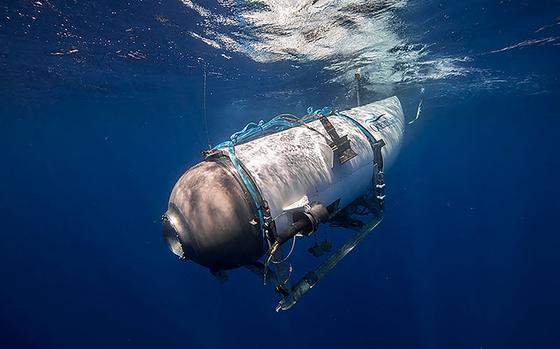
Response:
[1,1,560,348]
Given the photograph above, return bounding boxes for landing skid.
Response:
[275,213,382,311]
[256,138,386,311]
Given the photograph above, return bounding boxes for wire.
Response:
[274,114,333,143]
[281,264,293,286]
[262,236,298,284]
[271,236,297,264]
[408,98,422,125]
[408,87,425,125]
[203,64,211,149]
[355,69,361,107]
[262,241,278,284]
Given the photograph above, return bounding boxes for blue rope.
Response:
[224,142,267,245]
[211,107,342,243]
[214,107,333,150]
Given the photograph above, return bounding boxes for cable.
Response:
[275,114,333,144]
[271,236,297,264]
[355,68,361,107]
[262,241,279,284]
[203,64,211,149]
[408,98,422,125]
[408,87,425,125]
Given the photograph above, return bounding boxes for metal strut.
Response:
[318,114,358,164]
[276,212,383,311]
[273,112,387,311]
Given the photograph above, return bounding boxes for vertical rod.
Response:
[355,68,361,107]
[203,64,211,149]
[276,215,383,311]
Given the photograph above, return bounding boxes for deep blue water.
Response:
[1,1,560,348]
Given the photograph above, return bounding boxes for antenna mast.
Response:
[354,68,361,107]
[202,62,211,149]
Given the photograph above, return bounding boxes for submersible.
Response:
[163,96,405,310]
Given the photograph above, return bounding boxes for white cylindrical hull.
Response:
[234,96,405,236]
